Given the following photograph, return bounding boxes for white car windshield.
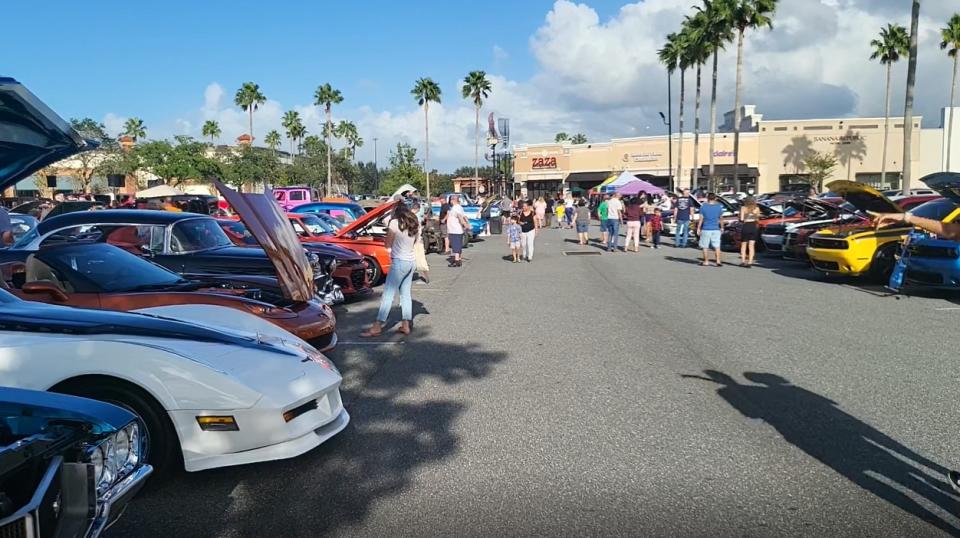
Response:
[170,219,234,253]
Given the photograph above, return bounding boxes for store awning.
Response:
[565,171,612,184]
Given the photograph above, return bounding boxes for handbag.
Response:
[414,240,429,273]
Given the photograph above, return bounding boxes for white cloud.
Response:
[102,112,127,137]
[155,0,960,172]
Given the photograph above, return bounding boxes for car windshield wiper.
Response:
[121,280,197,292]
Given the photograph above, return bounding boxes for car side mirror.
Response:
[139,244,155,257]
[22,280,68,302]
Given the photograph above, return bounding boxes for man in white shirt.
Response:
[445,195,469,267]
[605,193,624,252]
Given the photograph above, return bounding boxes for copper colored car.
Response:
[0,242,338,350]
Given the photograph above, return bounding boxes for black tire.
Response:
[365,257,383,285]
[868,244,898,283]
[52,378,181,480]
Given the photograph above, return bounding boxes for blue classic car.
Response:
[291,201,367,224]
[431,192,487,236]
[903,173,960,289]
[0,387,152,537]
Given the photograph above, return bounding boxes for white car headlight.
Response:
[99,439,117,492]
[125,423,142,468]
[90,445,105,485]
[115,428,131,470]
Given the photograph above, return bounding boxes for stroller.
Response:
[422,217,445,254]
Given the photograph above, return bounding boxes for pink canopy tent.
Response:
[618,179,665,196]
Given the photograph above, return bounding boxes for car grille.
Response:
[808,237,848,250]
[908,244,959,259]
[0,518,27,538]
[764,224,787,235]
[350,268,366,290]
[783,232,797,248]
[812,259,840,271]
[906,269,944,285]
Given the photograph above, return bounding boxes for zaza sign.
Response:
[531,156,557,169]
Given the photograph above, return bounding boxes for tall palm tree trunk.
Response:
[326,110,333,195]
[948,54,958,171]
[248,110,254,142]
[709,49,718,191]
[901,0,920,194]
[474,105,480,194]
[733,28,745,193]
[677,69,686,188]
[881,63,892,185]
[693,63,702,191]
[425,102,431,199]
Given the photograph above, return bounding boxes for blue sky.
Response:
[3,1,957,171]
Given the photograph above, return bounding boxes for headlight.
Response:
[90,445,105,485]
[100,439,117,493]
[85,419,145,495]
[115,427,131,470]
[306,251,320,264]
[125,423,142,468]
[329,259,338,272]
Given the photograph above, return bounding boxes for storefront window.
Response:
[856,172,900,191]
[527,181,561,200]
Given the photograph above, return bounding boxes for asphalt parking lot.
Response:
[113,225,960,537]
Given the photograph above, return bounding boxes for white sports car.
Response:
[0,77,349,476]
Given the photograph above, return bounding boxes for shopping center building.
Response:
[513,106,960,198]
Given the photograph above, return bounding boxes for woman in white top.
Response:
[362,203,421,337]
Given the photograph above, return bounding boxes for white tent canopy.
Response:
[607,170,638,188]
[136,185,184,198]
[391,184,419,199]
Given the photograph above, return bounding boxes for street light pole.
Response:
[662,70,674,193]
[373,137,379,192]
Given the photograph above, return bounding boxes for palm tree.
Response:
[683,12,712,191]
[314,83,343,195]
[122,117,146,141]
[941,13,960,171]
[412,77,442,198]
[201,120,221,145]
[870,23,910,187]
[555,132,569,143]
[281,110,304,157]
[659,32,683,191]
[335,120,362,162]
[462,70,492,192]
[698,0,734,188]
[729,0,777,191]
[234,82,266,143]
[570,133,588,144]
[675,31,692,188]
[902,0,920,194]
[264,130,282,155]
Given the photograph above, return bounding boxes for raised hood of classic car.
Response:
[214,180,315,303]
[0,78,93,190]
[826,180,903,215]
[335,199,398,238]
[921,172,960,205]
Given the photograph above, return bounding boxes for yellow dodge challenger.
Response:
[806,181,960,281]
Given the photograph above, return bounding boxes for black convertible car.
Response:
[0,209,347,304]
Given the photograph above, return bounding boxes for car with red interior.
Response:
[219,216,373,297]
[721,198,840,252]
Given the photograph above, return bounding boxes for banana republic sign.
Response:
[813,134,864,145]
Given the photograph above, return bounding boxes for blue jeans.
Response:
[377,258,414,323]
[606,219,620,250]
[675,220,690,247]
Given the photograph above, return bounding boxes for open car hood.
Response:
[0,78,93,191]
[336,199,398,237]
[919,172,960,205]
[214,180,315,303]
[825,180,902,214]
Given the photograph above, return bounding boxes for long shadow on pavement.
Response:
[113,326,507,537]
[683,370,960,535]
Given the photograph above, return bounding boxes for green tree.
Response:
[412,77,442,198]
[69,118,116,193]
[314,83,343,194]
[729,0,777,190]
[135,136,221,186]
[379,142,423,196]
[554,132,569,143]
[870,23,909,186]
[122,117,146,141]
[222,146,281,191]
[659,32,683,190]
[234,82,266,142]
[902,0,920,194]
[264,130,282,154]
[570,133,587,144]
[461,70,492,191]
[803,151,838,193]
[941,13,960,171]
[334,120,362,162]
[696,0,735,189]
[201,120,221,145]
[281,110,305,156]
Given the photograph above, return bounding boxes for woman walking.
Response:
[739,196,761,267]
[575,199,591,245]
[519,200,537,262]
[623,196,643,252]
[362,203,421,337]
[534,196,547,229]
[640,194,656,247]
